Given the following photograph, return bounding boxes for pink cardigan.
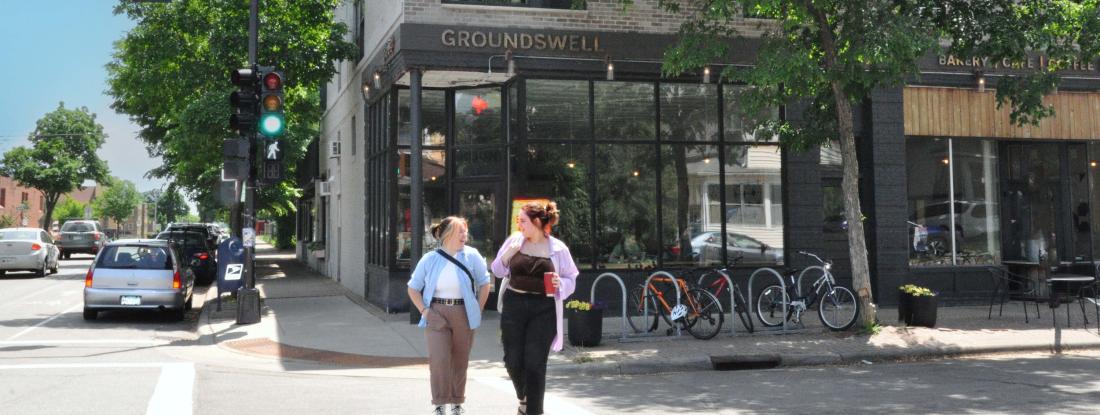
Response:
[491,233,579,352]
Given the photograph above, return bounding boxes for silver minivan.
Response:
[82,239,195,321]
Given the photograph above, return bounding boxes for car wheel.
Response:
[83,309,98,320]
[63,252,70,260]
[0,270,6,277]
[185,294,194,310]
[171,308,186,321]
[35,262,47,278]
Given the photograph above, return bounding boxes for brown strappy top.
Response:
[507,252,555,294]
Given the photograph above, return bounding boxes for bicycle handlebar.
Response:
[796,250,826,265]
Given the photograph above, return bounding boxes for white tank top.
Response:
[434,262,463,299]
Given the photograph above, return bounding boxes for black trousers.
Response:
[501,290,557,415]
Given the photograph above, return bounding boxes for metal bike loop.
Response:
[697,270,737,336]
[748,266,792,332]
[644,271,684,337]
[590,272,629,342]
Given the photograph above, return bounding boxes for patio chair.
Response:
[986,266,1043,323]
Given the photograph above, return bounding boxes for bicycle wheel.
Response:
[818,285,860,331]
[684,288,724,340]
[733,286,755,333]
[627,285,660,333]
[755,284,790,327]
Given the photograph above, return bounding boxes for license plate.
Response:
[72,235,83,240]
[120,296,141,306]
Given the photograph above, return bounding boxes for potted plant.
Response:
[900,284,938,327]
[897,284,917,322]
[566,299,606,347]
[307,241,326,259]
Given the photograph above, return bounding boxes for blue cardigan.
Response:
[407,246,491,329]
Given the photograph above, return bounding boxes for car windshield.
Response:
[157,233,206,249]
[97,245,173,270]
[61,222,94,232]
[0,230,38,240]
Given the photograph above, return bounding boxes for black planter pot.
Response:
[898,291,913,323]
[567,308,604,347]
[909,295,938,328]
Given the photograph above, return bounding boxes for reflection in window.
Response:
[724,85,779,142]
[398,90,447,146]
[660,84,718,142]
[661,145,718,266]
[907,137,1000,266]
[455,147,502,177]
[524,143,593,268]
[456,88,502,145]
[594,82,655,140]
[396,150,448,266]
[723,145,783,264]
[595,144,657,269]
[441,0,580,9]
[527,80,589,140]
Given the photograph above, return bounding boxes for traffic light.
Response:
[256,66,285,137]
[229,67,258,134]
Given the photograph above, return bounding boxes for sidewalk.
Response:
[201,243,1100,376]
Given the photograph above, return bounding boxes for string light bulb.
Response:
[632,170,640,177]
[703,67,711,83]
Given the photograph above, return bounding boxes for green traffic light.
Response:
[258,113,285,137]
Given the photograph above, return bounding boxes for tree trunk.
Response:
[832,82,877,328]
[41,193,60,231]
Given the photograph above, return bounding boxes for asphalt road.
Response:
[3,256,1100,414]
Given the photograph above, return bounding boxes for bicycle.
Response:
[627,271,725,340]
[697,255,755,334]
[755,251,860,331]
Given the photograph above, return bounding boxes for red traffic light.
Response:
[263,72,282,90]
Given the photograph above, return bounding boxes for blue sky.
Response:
[0,1,168,195]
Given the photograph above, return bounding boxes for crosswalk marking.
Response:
[0,362,195,415]
[474,376,596,415]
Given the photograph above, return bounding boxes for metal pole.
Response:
[236,0,262,325]
[409,69,424,323]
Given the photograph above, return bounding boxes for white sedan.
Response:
[0,228,60,277]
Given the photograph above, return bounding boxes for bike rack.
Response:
[697,270,737,336]
[643,271,684,337]
[747,267,798,333]
[589,272,630,343]
[795,266,829,298]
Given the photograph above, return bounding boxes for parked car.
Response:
[156,230,216,284]
[57,220,109,259]
[0,228,60,276]
[82,239,195,321]
[690,231,784,264]
[165,223,218,252]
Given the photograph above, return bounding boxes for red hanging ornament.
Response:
[471,96,488,115]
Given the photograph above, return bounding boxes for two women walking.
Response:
[408,201,578,415]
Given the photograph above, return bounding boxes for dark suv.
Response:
[58,220,109,259]
[156,230,216,284]
[165,223,218,249]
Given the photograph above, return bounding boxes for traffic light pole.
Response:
[236,0,262,325]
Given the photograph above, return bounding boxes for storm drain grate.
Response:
[710,355,782,371]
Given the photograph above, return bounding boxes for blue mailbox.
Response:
[215,237,246,310]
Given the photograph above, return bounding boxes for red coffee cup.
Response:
[543,272,556,297]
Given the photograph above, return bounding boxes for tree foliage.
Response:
[107,0,356,220]
[0,102,110,230]
[637,0,1100,327]
[94,179,142,232]
[54,198,87,223]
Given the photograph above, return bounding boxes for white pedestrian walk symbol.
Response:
[266,141,279,160]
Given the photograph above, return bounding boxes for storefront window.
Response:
[1067,143,1090,262]
[908,137,1001,266]
[661,144,718,266]
[396,150,448,266]
[660,84,718,142]
[594,81,655,140]
[455,147,503,177]
[524,143,593,268]
[723,145,783,264]
[455,87,502,145]
[527,80,589,140]
[595,144,658,269]
[724,85,779,143]
[398,90,447,146]
[441,0,579,9]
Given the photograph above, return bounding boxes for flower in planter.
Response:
[565,300,606,312]
[899,284,936,297]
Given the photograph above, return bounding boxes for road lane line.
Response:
[146,363,194,415]
[5,303,83,341]
[473,376,595,415]
[0,362,175,370]
[0,339,169,346]
[0,280,72,306]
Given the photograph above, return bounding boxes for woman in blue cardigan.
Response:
[407,216,491,415]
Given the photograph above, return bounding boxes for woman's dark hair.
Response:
[522,201,559,233]
[430,216,467,242]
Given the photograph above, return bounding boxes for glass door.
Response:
[1001,143,1062,264]
[454,182,504,266]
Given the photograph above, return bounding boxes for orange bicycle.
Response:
[627,273,724,340]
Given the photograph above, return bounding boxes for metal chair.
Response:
[986,266,1042,323]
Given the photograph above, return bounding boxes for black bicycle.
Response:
[697,256,755,334]
[755,251,860,331]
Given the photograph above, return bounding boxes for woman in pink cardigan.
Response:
[491,201,578,415]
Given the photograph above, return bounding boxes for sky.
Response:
[0,1,175,199]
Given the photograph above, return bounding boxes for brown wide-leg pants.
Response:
[425,303,475,406]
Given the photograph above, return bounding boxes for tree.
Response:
[145,187,188,227]
[107,0,355,227]
[0,102,110,230]
[640,0,1099,328]
[54,198,87,222]
[94,179,142,233]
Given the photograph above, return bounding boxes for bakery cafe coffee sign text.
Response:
[938,54,1097,73]
[441,29,603,53]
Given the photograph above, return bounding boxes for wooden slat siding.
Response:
[903,86,1100,140]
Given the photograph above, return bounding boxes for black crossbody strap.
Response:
[435,249,477,294]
